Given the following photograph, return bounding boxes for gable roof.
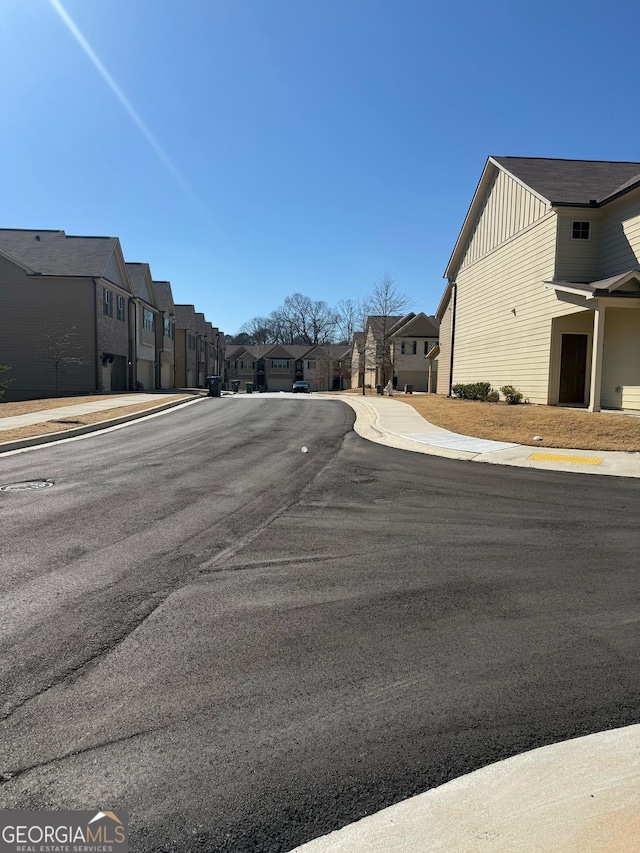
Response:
[153,281,175,314]
[0,228,124,279]
[444,155,640,284]
[492,156,640,206]
[390,312,440,338]
[175,304,197,329]
[351,332,365,353]
[364,315,404,342]
[126,262,158,307]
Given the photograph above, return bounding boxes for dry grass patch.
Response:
[397,394,640,452]
[327,390,640,451]
[0,394,192,444]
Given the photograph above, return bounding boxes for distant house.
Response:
[389,312,440,392]
[174,304,199,387]
[348,332,365,390]
[0,228,133,400]
[438,156,640,411]
[126,262,159,391]
[362,315,404,388]
[153,280,176,389]
[224,343,350,391]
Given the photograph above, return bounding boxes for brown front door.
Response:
[559,334,588,403]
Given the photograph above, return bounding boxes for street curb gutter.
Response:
[0,395,201,454]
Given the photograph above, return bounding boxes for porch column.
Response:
[588,302,605,412]
[427,358,433,393]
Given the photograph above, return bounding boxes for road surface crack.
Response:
[0,724,165,785]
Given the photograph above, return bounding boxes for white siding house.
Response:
[438,156,640,411]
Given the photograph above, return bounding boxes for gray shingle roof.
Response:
[0,228,119,276]
[153,281,174,313]
[492,157,640,205]
[125,262,152,297]
[175,304,197,329]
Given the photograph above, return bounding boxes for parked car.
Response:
[292,380,311,393]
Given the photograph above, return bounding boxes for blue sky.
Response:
[2,0,639,335]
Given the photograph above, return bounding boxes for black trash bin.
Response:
[206,376,222,397]
[376,383,383,395]
[231,379,240,393]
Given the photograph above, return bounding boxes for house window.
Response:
[103,288,112,317]
[412,341,417,355]
[143,308,154,331]
[240,360,255,369]
[116,295,125,321]
[400,341,405,354]
[307,360,316,369]
[271,359,289,369]
[572,221,590,240]
[424,340,434,355]
[163,317,170,337]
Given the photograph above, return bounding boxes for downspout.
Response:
[448,280,457,397]
[92,279,100,393]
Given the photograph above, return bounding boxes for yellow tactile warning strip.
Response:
[528,452,603,465]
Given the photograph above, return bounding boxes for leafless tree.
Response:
[37,318,88,395]
[364,272,411,388]
[335,298,370,344]
[238,316,273,345]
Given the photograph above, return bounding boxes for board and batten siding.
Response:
[459,169,548,272]
[103,250,129,290]
[0,255,95,400]
[598,193,640,278]
[452,212,588,404]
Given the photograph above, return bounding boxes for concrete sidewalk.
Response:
[0,393,198,452]
[333,394,640,478]
[290,724,640,852]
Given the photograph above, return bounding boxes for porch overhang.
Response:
[544,269,640,302]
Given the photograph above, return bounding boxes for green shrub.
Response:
[0,365,11,401]
[485,389,500,403]
[452,381,493,401]
[500,384,524,405]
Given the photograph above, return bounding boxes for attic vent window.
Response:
[572,221,590,240]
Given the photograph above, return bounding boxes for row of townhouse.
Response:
[435,156,640,411]
[349,312,440,392]
[224,343,352,392]
[0,228,224,401]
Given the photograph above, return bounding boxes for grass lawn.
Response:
[338,390,640,452]
[0,393,191,443]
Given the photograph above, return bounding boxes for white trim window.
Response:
[116,295,125,322]
[572,221,590,240]
[143,308,154,331]
[103,288,113,317]
[271,359,289,369]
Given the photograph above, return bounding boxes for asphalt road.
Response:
[1,397,640,852]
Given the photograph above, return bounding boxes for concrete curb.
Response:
[289,724,640,852]
[0,395,201,453]
[324,395,640,478]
